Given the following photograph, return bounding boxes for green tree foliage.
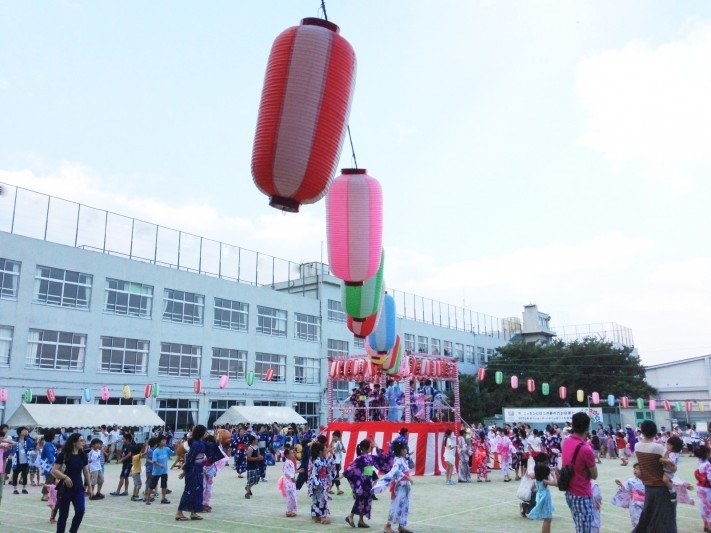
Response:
[458,338,656,424]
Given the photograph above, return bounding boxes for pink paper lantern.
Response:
[194,379,202,394]
[591,392,600,405]
[511,376,519,389]
[265,368,275,381]
[252,18,356,212]
[46,388,56,403]
[686,401,693,413]
[649,399,657,410]
[100,386,110,401]
[218,375,229,389]
[527,379,535,393]
[327,169,383,284]
[621,396,629,408]
[0,388,7,402]
[558,386,567,400]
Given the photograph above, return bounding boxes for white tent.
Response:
[5,404,164,428]
[213,406,306,427]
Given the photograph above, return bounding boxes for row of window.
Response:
[1,259,328,340]
[0,326,331,384]
[402,334,493,363]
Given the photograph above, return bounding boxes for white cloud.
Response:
[576,22,711,187]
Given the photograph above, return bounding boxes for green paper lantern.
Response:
[342,249,385,319]
[542,383,549,396]
[24,388,33,403]
[636,398,644,410]
[495,371,503,385]
[676,401,683,412]
[246,371,255,387]
[152,383,159,398]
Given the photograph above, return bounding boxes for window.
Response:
[418,336,428,353]
[31,395,82,405]
[327,299,345,322]
[210,348,246,379]
[162,289,204,324]
[294,401,320,429]
[100,336,149,374]
[0,259,20,299]
[327,339,349,357]
[333,381,350,402]
[253,400,285,407]
[431,338,441,355]
[295,313,320,342]
[454,342,464,361]
[443,340,452,356]
[34,266,92,309]
[294,356,321,384]
[159,343,201,377]
[477,347,485,364]
[353,336,365,349]
[485,348,494,363]
[403,334,415,354]
[97,397,143,406]
[256,305,287,337]
[0,326,12,366]
[214,298,248,331]
[208,399,245,428]
[466,345,475,363]
[25,329,86,371]
[155,399,198,432]
[104,279,153,317]
[255,352,286,382]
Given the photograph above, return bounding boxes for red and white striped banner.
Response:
[326,421,455,476]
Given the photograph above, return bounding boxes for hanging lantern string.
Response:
[319,0,359,168]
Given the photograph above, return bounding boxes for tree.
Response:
[458,337,656,423]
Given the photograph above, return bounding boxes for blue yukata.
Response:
[177,440,205,514]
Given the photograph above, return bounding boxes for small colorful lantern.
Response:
[24,388,33,403]
[699,401,705,413]
[327,169,383,284]
[367,293,396,354]
[152,383,159,398]
[576,389,584,403]
[663,399,671,411]
[477,368,486,381]
[636,398,644,410]
[686,401,693,413]
[122,385,131,400]
[219,375,229,389]
[100,386,110,401]
[607,394,616,407]
[526,379,535,393]
[144,384,152,399]
[0,388,7,402]
[591,392,600,405]
[46,388,56,403]
[621,396,629,408]
[84,388,93,402]
[649,398,656,410]
[194,379,202,394]
[558,386,567,400]
[676,401,683,412]
[347,312,379,338]
[343,250,385,318]
[246,371,255,387]
[542,383,550,396]
[252,18,357,212]
[265,368,275,381]
[511,376,519,389]
[495,371,503,385]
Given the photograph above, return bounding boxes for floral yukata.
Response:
[308,456,335,519]
[373,456,412,529]
[343,448,392,519]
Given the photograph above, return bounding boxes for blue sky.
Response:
[1,1,710,365]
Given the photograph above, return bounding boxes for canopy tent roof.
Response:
[213,406,307,427]
[5,404,164,428]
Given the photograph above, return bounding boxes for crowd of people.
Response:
[347,379,454,422]
[0,418,709,532]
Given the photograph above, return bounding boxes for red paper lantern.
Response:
[46,388,56,404]
[194,379,202,394]
[663,399,671,411]
[477,367,486,381]
[558,386,567,400]
[347,313,379,338]
[327,169,383,284]
[252,18,356,212]
[143,384,152,399]
[620,396,629,408]
[265,368,275,381]
[527,379,535,393]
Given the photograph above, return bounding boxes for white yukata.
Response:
[373,456,412,528]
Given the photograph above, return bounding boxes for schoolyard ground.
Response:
[0,453,703,532]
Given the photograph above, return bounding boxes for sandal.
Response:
[358,522,371,528]
[175,516,189,521]
[190,515,203,520]
[346,516,356,528]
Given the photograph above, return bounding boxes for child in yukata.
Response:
[591,479,602,533]
[307,442,333,524]
[374,441,414,533]
[282,447,298,517]
[661,434,694,504]
[612,463,646,528]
